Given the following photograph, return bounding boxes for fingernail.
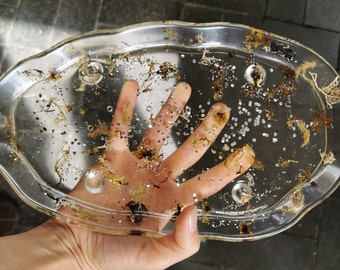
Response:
[188,206,198,234]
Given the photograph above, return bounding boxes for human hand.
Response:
[59,80,255,234]
[49,80,255,269]
[0,205,200,270]
[0,80,255,270]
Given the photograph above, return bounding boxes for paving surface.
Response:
[0,0,339,269]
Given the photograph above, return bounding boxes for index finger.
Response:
[106,80,139,152]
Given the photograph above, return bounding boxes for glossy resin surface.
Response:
[0,22,339,241]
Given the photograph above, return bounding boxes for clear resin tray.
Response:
[0,21,339,241]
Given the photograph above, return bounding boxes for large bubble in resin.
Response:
[84,171,105,194]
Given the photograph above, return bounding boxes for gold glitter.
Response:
[287,119,310,147]
[224,144,255,174]
[122,102,133,124]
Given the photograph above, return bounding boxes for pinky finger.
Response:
[180,144,255,203]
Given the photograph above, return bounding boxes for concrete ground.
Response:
[0,0,339,269]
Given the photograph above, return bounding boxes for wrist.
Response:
[0,219,86,270]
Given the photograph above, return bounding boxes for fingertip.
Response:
[178,205,198,234]
[239,144,256,166]
[176,81,191,90]
[206,102,230,126]
[224,144,255,174]
[175,82,192,96]
[122,79,139,92]
[173,205,200,252]
[213,102,230,113]
[118,80,139,105]
[244,144,255,160]
[153,205,200,269]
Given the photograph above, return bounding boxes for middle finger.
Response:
[165,102,230,177]
[134,82,191,159]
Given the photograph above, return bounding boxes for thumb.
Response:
[156,205,200,267]
[173,205,200,253]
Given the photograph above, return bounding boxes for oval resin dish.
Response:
[0,22,339,241]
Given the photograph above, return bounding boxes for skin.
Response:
[0,80,255,270]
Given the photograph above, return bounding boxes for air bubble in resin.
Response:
[107,105,113,113]
[78,61,103,85]
[231,181,253,204]
[244,64,266,87]
[84,171,105,194]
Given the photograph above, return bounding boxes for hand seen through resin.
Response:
[61,80,255,234]
[0,80,255,270]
